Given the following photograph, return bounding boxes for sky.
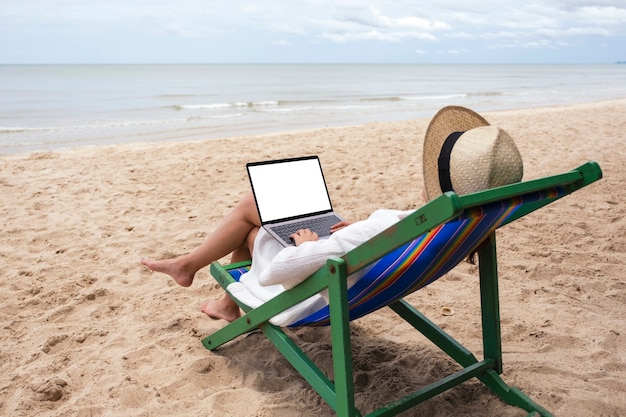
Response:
[1,0,625,64]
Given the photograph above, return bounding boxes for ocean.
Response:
[1,64,625,154]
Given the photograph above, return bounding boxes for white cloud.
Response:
[344,6,449,31]
[538,26,611,37]
[0,0,625,63]
[578,6,626,26]
[438,48,470,55]
[320,30,437,43]
[317,6,446,44]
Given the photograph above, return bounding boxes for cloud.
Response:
[578,6,626,26]
[318,6,446,43]
[488,38,572,50]
[435,48,470,56]
[320,30,438,43]
[345,6,449,31]
[1,0,624,63]
[538,26,611,37]
[436,2,625,55]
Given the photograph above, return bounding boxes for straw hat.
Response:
[423,106,523,200]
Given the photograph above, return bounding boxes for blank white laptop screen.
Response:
[247,157,333,223]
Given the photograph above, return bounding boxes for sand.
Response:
[0,100,624,417]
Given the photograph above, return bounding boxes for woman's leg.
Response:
[141,192,260,287]
[199,226,258,322]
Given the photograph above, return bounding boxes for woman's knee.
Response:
[241,192,261,225]
[246,227,259,252]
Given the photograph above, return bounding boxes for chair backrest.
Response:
[289,186,568,327]
[222,162,601,328]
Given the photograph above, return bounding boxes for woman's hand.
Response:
[290,229,319,246]
[330,220,352,234]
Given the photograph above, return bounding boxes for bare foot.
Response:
[201,295,241,322]
[140,257,195,287]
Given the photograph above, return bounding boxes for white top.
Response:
[227,209,413,326]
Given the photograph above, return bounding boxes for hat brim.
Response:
[423,106,490,200]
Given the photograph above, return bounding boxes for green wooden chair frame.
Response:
[202,162,602,417]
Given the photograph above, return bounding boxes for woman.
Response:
[141,106,524,324]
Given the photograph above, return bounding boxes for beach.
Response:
[0,99,624,416]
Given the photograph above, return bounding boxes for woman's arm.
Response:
[290,218,354,245]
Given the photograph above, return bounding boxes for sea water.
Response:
[1,64,625,154]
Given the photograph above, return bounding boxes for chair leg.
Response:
[257,258,360,417]
[478,233,503,373]
[384,234,553,417]
[478,370,554,417]
[327,258,359,417]
[260,323,340,409]
[477,234,554,417]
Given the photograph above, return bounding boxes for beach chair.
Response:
[202,162,602,417]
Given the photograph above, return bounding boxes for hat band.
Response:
[437,131,464,193]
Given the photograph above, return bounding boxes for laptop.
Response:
[247,156,343,247]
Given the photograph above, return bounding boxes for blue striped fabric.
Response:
[227,189,565,327]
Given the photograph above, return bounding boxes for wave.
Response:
[360,96,403,102]
[2,89,521,138]
[0,115,235,135]
[405,93,467,101]
[1,127,32,133]
[467,91,507,97]
[0,126,53,134]
[174,100,279,110]
[171,91,517,112]
[173,96,425,114]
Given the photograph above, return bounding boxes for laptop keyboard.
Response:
[271,214,343,243]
